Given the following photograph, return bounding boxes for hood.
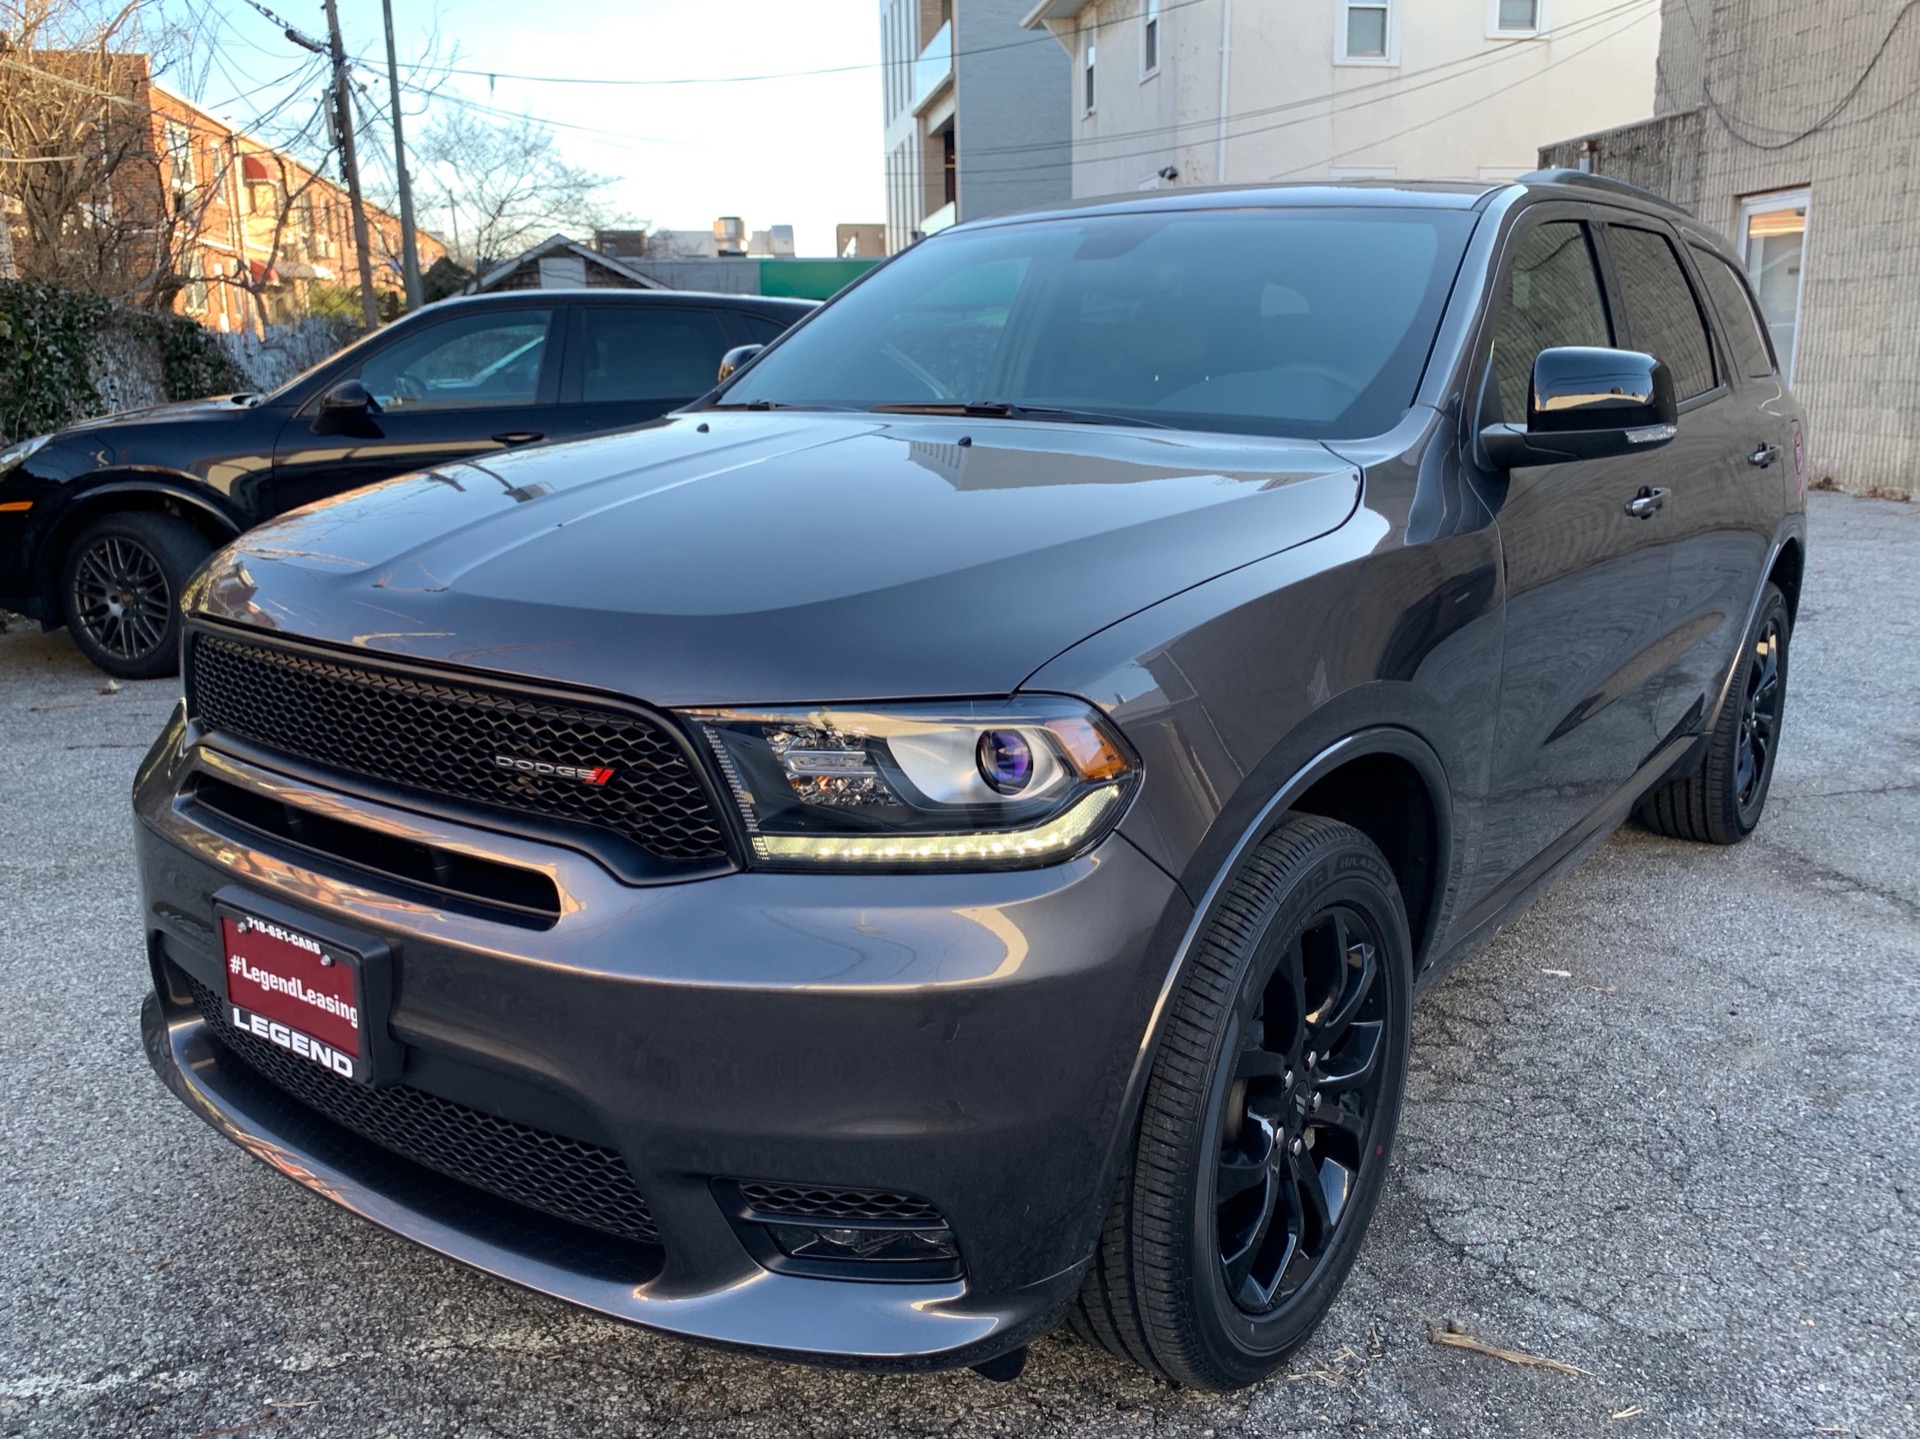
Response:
[193,413,1358,706]
[61,395,255,434]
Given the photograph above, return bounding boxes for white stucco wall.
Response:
[1040,0,1660,198]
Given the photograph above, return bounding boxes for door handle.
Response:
[1624,485,1669,519]
[1749,442,1782,468]
[492,431,545,445]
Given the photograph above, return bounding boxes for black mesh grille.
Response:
[739,1182,943,1225]
[189,632,727,864]
[188,976,660,1245]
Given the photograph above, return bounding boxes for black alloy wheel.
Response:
[1070,813,1412,1390]
[1734,612,1784,811]
[1637,581,1790,845]
[60,511,212,680]
[1215,904,1391,1316]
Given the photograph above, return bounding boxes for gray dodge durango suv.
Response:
[134,172,1805,1389]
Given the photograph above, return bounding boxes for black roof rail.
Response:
[1513,168,1692,216]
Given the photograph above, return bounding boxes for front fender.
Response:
[29,472,244,595]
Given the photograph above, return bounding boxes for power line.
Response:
[384,80,698,148]
[432,0,1215,88]
[960,0,1657,161]
[1703,0,1918,149]
[1272,6,1661,178]
[926,0,1657,182]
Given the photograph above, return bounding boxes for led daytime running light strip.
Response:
[751,785,1123,865]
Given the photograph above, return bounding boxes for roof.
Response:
[413,290,817,319]
[945,173,1691,234]
[948,180,1499,235]
[470,234,666,291]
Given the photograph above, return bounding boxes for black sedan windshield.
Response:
[719,206,1475,440]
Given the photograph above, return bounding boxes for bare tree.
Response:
[415,112,615,272]
[0,0,181,299]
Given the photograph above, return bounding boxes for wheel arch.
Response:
[34,477,241,617]
[1767,534,1805,624]
[1098,722,1453,1204]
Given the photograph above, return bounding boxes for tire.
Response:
[1636,582,1789,845]
[1073,813,1414,1389]
[60,511,211,679]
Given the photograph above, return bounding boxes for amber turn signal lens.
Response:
[1044,714,1131,781]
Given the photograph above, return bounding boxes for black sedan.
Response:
[0,289,813,676]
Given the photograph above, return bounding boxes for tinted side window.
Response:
[1690,247,1776,380]
[1608,226,1717,400]
[1489,220,1612,424]
[576,307,731,403]
[734,313,794,345]
[359,309,555,411]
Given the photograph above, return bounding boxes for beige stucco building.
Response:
[1542,0,1919,497]
[1018,0,1660,193]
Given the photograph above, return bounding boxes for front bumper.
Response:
[134,706,1184,1368]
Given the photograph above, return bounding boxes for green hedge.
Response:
[0,279,248,445]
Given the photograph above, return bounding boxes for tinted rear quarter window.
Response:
[1689,247,1776,380]
[735,312,796,345]
[576,307,730,403]
[1607,225,1718,400]
[1489,220,1613,424]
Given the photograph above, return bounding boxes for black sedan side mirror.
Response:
[321,379,378,414]
[717,345,764,384]
[1479,347,1677,470]
[313,378,381,437]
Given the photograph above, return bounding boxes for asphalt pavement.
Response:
[1,490,1914,1439]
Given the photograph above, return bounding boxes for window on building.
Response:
[1607,224,1718,400]
[1492,0,1542,34]
[1738,188,1808,384]
[1083,37,1097,112]
[1690,246,1777,380]
[165,122,195,190]
[180,252,207,314]
[1143,0,1160,76]
[1488,220,1611,424]
[1338,0,1396,63]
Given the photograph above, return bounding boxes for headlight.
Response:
[683,697,1139,870]
[0,434,51,475]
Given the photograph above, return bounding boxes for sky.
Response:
[171,0,887,258]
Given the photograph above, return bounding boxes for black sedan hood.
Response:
[193,413,1358,706]
[61,395,255,433]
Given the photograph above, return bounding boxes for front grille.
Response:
[188,976,660,1246]
[189,631,728,865]
[738,1181,943,1225]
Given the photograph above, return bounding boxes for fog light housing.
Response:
[715,1179,964,1281]
[765,1223,961,1265]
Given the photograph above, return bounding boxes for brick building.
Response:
[2,52,442,332]
[1542,0,1920,497]
[146,81,446,333]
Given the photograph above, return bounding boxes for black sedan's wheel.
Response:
[1637,582,1790,845]
[1071,813,1412,1389]
[60,512,211,679]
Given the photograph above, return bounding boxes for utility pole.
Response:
[381,0,422,308]
[322,0,380,329]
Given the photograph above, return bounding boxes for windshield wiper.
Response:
[869,401,1170,429]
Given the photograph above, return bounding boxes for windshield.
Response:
[717,207,1475,440]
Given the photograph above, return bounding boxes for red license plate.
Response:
[221,908,366,1082]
